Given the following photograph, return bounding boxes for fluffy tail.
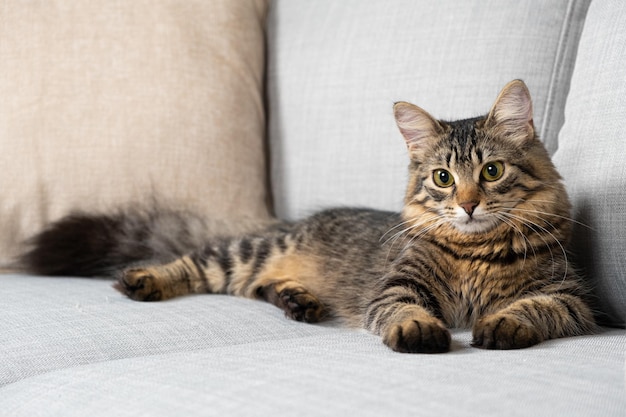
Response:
[18,208,268,277]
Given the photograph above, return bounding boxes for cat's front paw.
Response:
[472,314,542,350]
[383,319,451,353]
[118,268,163,301]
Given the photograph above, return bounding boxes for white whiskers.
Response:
[506,206,594,231]
[380,212,446,265]
[497,210,569,286]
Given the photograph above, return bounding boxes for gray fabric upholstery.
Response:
[1,274,624,417]
[267,0,590,220]
[553,0,626,327]
[2,1,626,415]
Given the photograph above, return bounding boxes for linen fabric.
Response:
[266,0,590,220]
[0,274,624,417]
[0,0,270,266]
[553,0,626,327]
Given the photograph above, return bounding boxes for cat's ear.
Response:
[394,102,443,155]
[485,79,535,143]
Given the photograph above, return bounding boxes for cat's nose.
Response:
[460,201,479,217]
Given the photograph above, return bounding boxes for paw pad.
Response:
[119,269,163,301]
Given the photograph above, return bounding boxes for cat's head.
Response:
[394,80,571,239]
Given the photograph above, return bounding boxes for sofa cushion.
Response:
[553,0,626,327]
[1,274,625,416]
[267,0,590,220]
[0,0,270,267]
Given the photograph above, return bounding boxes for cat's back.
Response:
[294,207,401,254]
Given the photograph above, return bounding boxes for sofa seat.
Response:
[1,273,624,417]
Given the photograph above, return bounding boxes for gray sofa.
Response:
[1,1,624,416]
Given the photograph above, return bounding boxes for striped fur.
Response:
[20,80,596,353]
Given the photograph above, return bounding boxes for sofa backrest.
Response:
[266,0,591,220]
[553,0,626,328]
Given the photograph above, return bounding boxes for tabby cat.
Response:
[20,80,596,353]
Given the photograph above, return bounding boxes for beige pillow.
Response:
[0,0,271,266]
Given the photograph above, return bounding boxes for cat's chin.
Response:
[451,217,499,234]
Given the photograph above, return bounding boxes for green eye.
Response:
[433,169,455,188]
[481,161,505,181]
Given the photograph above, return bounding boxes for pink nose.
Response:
[460,202,478,217]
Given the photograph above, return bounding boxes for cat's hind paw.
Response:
[118,268,163,301]
[279,287,326,323]
[256,282,327,323]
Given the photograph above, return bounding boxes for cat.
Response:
[19,80,597,353]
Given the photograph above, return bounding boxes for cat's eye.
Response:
[433,169,455,188]
[481,161,505,181]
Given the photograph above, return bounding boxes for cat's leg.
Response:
[118,235,277,301]
[118,256,207,301]
[365,273,451,353]
[248,248,328,323]
[120,262,327,322]
[471,293,596,349]
[254,281,326,323]
[118,236,329,323]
